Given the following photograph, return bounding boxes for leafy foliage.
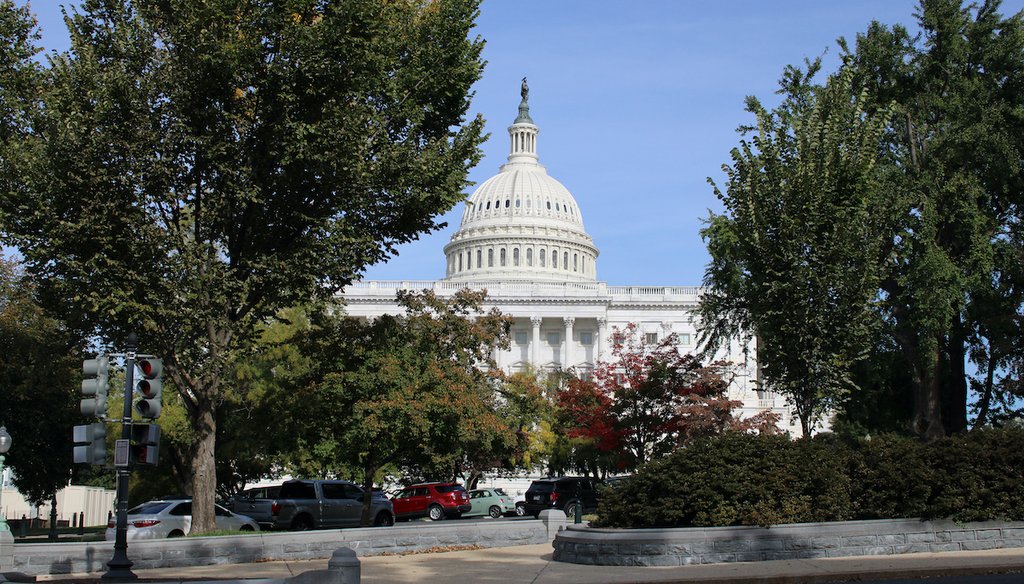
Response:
[840,0,1024,438]
[281,289,516,524]
[550,324,777,476]
[0,255,82,506]
[0,0,486,532]
[702,59,890,437]
[597,427,1024,528]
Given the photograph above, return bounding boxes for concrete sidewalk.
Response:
[29,543,1024,584]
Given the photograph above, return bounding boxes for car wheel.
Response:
[488,506,501,519]
[565,502,579,519]
[515,503,526,517]
[291,515,314,531]
[168,530,185,538]
[427,504,444,521]
[374,512,394,527]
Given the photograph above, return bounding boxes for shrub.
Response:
[596,427,1024,529]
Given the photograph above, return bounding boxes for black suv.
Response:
[523,477,602,518]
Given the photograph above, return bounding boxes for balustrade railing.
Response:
[343,281,704,301]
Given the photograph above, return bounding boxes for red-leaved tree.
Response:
[555,323,778,473]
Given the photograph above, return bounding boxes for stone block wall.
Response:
[551,518,1024,566]
[11,515,564,576]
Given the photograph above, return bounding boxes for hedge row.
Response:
[595,427,1024,528]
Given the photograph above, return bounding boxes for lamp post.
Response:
[0,426,11,533]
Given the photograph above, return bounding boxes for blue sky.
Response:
[21,0,1024,285]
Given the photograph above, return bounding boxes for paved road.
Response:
[33,541,1024,584]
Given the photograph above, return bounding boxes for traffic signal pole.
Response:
[103,332,138,581]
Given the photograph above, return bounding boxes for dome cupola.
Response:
[443,79,599,282]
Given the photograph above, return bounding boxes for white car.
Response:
[104,498,259,540]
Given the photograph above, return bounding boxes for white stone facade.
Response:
[341,85,796,432]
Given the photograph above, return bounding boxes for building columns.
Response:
[531,316,542,365]
[563,317,575,369]
[596,317,607,361]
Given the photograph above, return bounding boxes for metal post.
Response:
[103,333,137,581]
[0,426,11,533]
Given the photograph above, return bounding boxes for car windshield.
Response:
[493,488,508,496]
[435,485,465,493]
[129,502,173,515]
[528,482,555,493]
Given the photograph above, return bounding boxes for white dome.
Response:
[443,82,599,282]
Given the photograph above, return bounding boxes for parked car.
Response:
[522,477,603,518]
[104,498,259,540]
[463,488,515,519]
[226,484,281,530]
[391,482,471,521]
[270,479,394,530]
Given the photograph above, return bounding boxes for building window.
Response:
[553,251,558,269]
[513,248,520,266]
[645,332,658,345]
[580,332,593,346]
[500,248,506,266]
[678,333,691,345]
[458,254,463,272]
[573,253,578,271]
[540,249,546,267]
[563,252,569,270]
[476,249,482,268]
[505,199,510,208]
[515,331,528,345]
[526,248,533,266]
[547,201,551,210]
[486,201,491,209]
[547,332,560,346]
[515,199,521,208]
[488,249,494,267]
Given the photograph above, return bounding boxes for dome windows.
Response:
[488,249,494,267]
[526,248,533,266]
[513,248,520,266]
[515,199,521,208]
[546,201,551,210]
[500,248,507,267]
[486,201,491,210]
[540,249,546,267]
[563,252,569,270]
[476,249,482,269]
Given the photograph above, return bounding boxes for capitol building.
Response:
[342,84,795,432]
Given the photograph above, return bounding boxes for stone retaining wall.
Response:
[552,518,1024,566]
[12,515,566,576]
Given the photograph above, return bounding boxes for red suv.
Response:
[392,482,471,521]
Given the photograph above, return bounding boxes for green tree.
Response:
[0,256,82,520]
[0,0,485,532]
[701,60,890,436]
[291,289,512,525]
[841,0,1024,437]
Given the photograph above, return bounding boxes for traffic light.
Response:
[72,422,107,465]
[80,356,110,418]
[134,357,162,419]
[130,423,160,466]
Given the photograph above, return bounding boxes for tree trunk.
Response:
[189,400,218,534]
[911,344,945,440]
[972,352,997,430]
[943,321,968,434]
[360,465,377,527]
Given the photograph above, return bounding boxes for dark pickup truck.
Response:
[231,479,394,530]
